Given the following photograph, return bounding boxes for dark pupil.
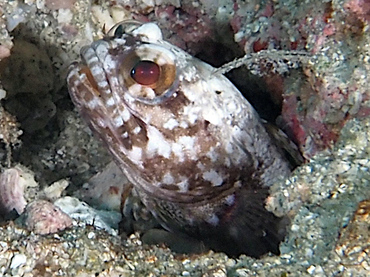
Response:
[130,60,160,86]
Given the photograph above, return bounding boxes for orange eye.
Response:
[130,60,160,86]
[119,44,177,103]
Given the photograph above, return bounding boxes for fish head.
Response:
[67,21,258,204]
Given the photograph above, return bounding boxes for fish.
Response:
[67,21,292,257]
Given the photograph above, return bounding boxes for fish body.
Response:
[67,22,291,257]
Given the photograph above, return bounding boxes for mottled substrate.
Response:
[0,117,368,276]
[226,0,370,158]
[0,0,114,187]
[0,223,231,276]
[267,117,370,276]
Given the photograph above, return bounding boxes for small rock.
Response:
[10,253,27,269]
[24,200,73,235]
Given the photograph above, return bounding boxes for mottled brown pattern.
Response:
[158,90,191,117]
[67,21,292,257]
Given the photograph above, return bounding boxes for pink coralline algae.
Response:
[281,75,345,157]
[280,0,370,156]
[153,5,213,54]
[0,167,28,216]
[0,165,73,235]
[0,45,11,60]
[124,4,215,55]
[225,0,370,157]
[344,0,370,23]
[24,200,73,235]
[230,1,335,53]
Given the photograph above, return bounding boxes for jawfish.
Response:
[67,21,292,257]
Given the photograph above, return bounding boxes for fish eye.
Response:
[119,45,177,104]
[130,60,160,86]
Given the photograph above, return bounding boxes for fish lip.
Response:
[66,61,102,106]
[79,65,101,95]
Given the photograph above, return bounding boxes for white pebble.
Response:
[88,231,96,239]
[0,89,6,99]
[10,253,27,269]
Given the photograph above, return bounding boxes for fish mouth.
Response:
[67,62,106,112]
[78,65,101,97]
